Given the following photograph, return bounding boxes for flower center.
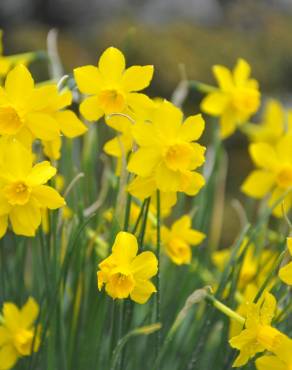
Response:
[0,105,23,135]
[232,89,260,115]
[167,238,191,265]
[14,328,34,356]
[107,272,135,299]
[98,89,126,113]
[4,181,31,205]
[257,325,284,351]
[164,142,193,171]
[276,165,292,188]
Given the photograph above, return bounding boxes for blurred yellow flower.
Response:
[241,136,292,217]
[243,99,290,144]
[161,215,205,265]
[256,335,292,370]
[0,64,87,159]
[0,139,65,237]
[97,231,157,304]
[74,46,154,121]
[279,237,292,285]
[201,58,260,138]
[0,297,40,370]
[212,239,277,290]
[229,292,283,367]
[127,100,206,195]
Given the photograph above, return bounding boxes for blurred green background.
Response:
[1,0,292,243]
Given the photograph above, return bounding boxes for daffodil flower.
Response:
[0,139,65,237]
[229,292,284,367]
[241,135,292,217]
[256,335,292,370]
[127,100,206,196]
[161,215,205,265]
[74,47,154,122]
[201,58,260,138]
[0,297,41,370]
[97,231,158,304]
[0,64,87,159]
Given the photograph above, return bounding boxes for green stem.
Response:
[205,295,245,325]
[188,80,217,94]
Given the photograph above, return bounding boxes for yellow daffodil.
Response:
[229,292,284,367]
[127,100,206,196]
[241,136,292,217]
[97,231,158,304]
[0,297,41,370]
[74,47,154,122]
[201,58,260,138]
[256,335,292,370]
[279,237,292,285]
[0,64,87,159]
[161,215,205,265]
[212,239,277,290]
[0,139,65,237]
[242,99,290,144]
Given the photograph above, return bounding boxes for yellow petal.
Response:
[180,171,205,196]
[42,137,62,160]
[28,85,60,111]
[0,344,18,370]
[179,114,205,142]
[0,215,8,239]
[200,92,229,115]
[0,326,9,347]
[80,96,104,121]
[276,135,292,163]
[112,231,138,264]
[130,280,156,304]
[26,161,57,187]
[5,64,34,105]
[127,148,160,177]
[131,121,158,147]
[155,163,180,192]
[260,292,276,325]
[287,237,292,255]
[255,355,286,370]
[241,170,275,199]
[131,251,158,280]
[9,199,41,236]
[98,47,125,82]
[127,176,157,200]
[20,297,39,328]
[269,188,291,218]
[279,262,292,285]
[121,65,154,92]
[103,134,132,158]
[127,92,155,114]
[1,139,33,179]
[26,112,60,140]
[233,59,251,87]
[152,101,183,141]
[3,302,21,331]
[249,143,278,171]
[55,110,87,138]
[32,185,65,209]
[0,191,11,216]
[74,65,103,94]
[219,109,237,139]
[213,65,233,91]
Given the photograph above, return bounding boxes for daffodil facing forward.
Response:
[0,297,41,370]
[0,64,87,159]
[97,231,158,304]
[0,139,65,237]
[127,100,206,196]
[241,135,292,217]
[161,215,205,265]
[201,58,260,138]
[74,47,154,122]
